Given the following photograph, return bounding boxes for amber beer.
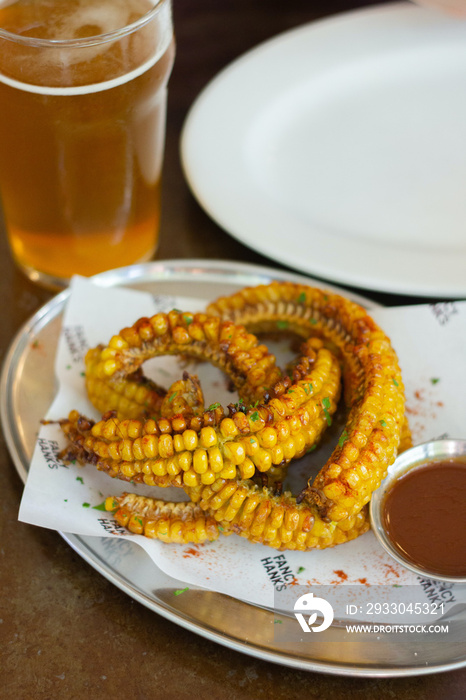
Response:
[0,0,174,287]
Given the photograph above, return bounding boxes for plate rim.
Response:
[180,2,466,299]
[3,258,465,677]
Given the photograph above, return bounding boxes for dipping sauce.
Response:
[382,458,466,577]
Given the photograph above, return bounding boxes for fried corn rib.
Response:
[60,336,341,490]
[59,282,409,551]
[207,281,410,522]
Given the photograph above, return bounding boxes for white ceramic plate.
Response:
[2,260,466,676]
[181,3,466,298]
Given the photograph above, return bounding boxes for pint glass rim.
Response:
[0,0,170,48]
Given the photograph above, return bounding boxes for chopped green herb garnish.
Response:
[174,587,189,596]
[297,566,305,574]
[274,620,283,624]
[250,411,260,422]
[80,372,85,377]
[322,397,332,426]
[76,477,84,484]
[276,320,289,330]
[310,318,317,325]
[218,525,224,532]
[306,445,317,453]
[338,430,349,448]
[208,402,221,411]
[93,502,108,511]
[297,292,306,304]
[168,392,177,403]
[66,365,71,370]
[392,584,403,588]
[82,502,90,508]
[430,377,440,385]
[380,419,387,428]
[182,315,193,325]
[392,378,399,387]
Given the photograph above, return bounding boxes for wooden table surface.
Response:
[1,1,464,698]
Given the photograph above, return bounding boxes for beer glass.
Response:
[0,0,175,288]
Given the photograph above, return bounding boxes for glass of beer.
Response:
[0,0,175,288]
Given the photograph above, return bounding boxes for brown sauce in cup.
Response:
[382,458,466,577]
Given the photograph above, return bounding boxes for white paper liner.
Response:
[18,276,466,615]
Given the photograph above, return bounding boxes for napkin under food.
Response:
[19,276,466,613]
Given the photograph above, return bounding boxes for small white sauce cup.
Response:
[369,439,466,583]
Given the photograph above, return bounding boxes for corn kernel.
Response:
[193,448,208,474]
[183,429,198,451]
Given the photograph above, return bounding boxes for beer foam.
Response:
[0,0,172,95]
[57,2,131,40]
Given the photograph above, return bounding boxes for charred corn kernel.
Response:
[127,420,141,439]
[258,427,277,449]
[244,436,259,456]
[345,469,360,488]
[105,496,119,512]
[173,434,184,452]
[200,426,217,448]
[120,439,134,462]
[141,435,158,458]
[152,459,168,476]
[294,432,306,456]
[182,430,198,451]
[284,509,300,531]
[131,438,145,461]
[278,527,293,544]
[253,448,272,472]
[220,418,238,439]
[200,470,216,485]
[206,446,223,473]
[187,322,205,342]
[242,493,260,514]
[100,347,117,361]
[108,335,128,350]
[150,313,169,336]
[103,359,118,376]
[158,434,174,458]
[209,483,239,510]
[172,326,191,344]
[157,418,172,434]
[183,469,199,487]
[263,525,277,542]
[128,514,144,535]
[223,441,245,465]
[114,508,130,527]
[269,505,285,529]
[142,461,153,475]
[120,462,136,478]
[238,457,255,480]
[275,420,290,442]
[219,462,236,480]
[166,458,181,476]
[193,448,208,474]
[101,420,118,440]
[270,445,284,465]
